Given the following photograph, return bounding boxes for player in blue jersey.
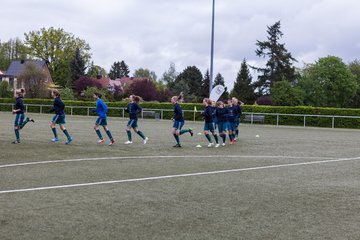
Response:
[226,99,236,144]
[215,101,228,146]
[124,95,148,144]
[232,97,243,140]
[49,90,73,144]
[92,93,115,145]
[12,88,34,144]
[171,95,193,147]
[201,98,219,147]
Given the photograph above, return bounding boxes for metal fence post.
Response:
[332,117,335,128]
[304,116,306,127]
[276,114,279,126]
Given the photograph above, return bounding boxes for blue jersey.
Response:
[94,98,108,118]
[233,104,242,119]
[14,96,25,114]
[226,106,236,122]
[173,103,184,121]
[126,102,142,120]
[202,106,215,123]
[215,107,228,122]
[50,97,65,115]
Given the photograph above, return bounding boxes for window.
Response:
[9,78,14,90]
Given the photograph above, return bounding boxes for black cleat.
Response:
[173,143,182,148]
[12,140,20,144]
[189,128,194,137]
[30,118,35,122]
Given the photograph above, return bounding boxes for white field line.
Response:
[0,155,334,169]
[1,156,360,194]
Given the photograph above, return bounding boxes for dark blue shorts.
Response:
[127,119,138,128]
[218,122,228,133]
[14,114,25,126]
[204,122,216,132]
[52,114,66,124]
[173,120,185,130]
[95,117,107,126]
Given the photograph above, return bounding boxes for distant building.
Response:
[96,76,149,94]
[0,60,53,95]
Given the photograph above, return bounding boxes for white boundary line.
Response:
[0,155,334,169]
[1,156,360,194]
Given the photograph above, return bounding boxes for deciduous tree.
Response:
[24,27,91,86]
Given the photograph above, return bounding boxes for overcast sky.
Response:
[2,0,360,89]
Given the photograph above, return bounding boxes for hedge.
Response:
[2,98,360,128]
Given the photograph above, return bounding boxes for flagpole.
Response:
[209,0,215,95]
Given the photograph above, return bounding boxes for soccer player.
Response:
[171,95,193,147]
[215,101,228,146]
[201,98,219,147]
[12,88,34,144]
[92,92,115,145]
[232,97,243,140]
[226,99,236,144]
[49,90,73,144]
[124,95,148,144]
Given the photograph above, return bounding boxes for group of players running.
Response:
[10,88,242,148]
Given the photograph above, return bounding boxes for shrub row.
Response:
[1,98,360,128]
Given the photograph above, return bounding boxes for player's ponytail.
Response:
[133,95,143,103]
[16,88,25,96]
[52,89,60,97]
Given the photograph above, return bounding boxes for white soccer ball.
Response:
[196,144,202,148]
[255,134,260,138]
[197,132,202,135]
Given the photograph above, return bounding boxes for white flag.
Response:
[209,85,225,102]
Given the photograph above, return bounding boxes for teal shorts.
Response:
[173,120,185,130]
[204,122,216,132]
[14,113,25,126]
[127,119,138,128]
[217,122,228,133]
[95,117,107,126]
[52,114,66,124]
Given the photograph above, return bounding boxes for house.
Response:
[0,60,53,94]
[96,77,123,93]
[96,76,149,94]
[118,77,149,90]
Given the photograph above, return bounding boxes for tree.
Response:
[125,79,158,101]
[213,73,230,100]
[253,21,297,95]
[175,66,203,101]
[82,86,108,101]
[297,56,357,107]
[0,81,13,98]
[349,59,360,107]
[24,27,91,86]
[271,80,304,106]
[87,61,107,78]
[69,48,87,87]
[161,62,178,90]
[17,62,48,98]
[109,60,130,79]
[59,88,75,100]
[133,68,157,81]
[200,70,211,98]
[0,38,28,70]
[74,76,102,95]
[231,59,255,104]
